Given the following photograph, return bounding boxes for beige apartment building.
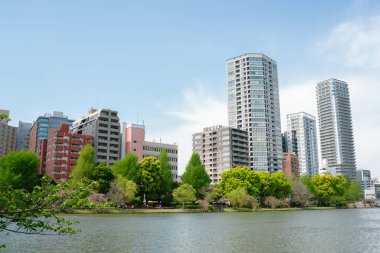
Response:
[193,125,249,184]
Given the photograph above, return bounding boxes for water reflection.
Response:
[3,209,380,253]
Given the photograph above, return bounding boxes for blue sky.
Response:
[1,0,380,177]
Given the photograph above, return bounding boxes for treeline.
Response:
[0,147,363,212]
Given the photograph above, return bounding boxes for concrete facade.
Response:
[227,53,282,172]
[143,141,178,181]
[286,112,319,177]
[71,108,120,165]
[16,121,32,150]
[41,124,94,182]
[29,111,74,153]
[120,123,145,160]
[0,109,17,157]
[357,169,372,194]
[317,79,357,180]
[193,125,249,184]
[283,152,300,178]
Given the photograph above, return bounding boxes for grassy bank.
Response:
[64,206,336,215]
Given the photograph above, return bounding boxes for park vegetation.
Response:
[0,147,365,245]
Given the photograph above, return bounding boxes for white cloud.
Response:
[280,79,318,129]
[151,85,228,175]
[320,15,380,69]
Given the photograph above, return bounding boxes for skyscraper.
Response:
[227,53,282,172]
[316,78,357,180]
[286,112,319,177]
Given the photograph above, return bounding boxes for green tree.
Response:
[112,153,140,182]
[107,175,138,207]
[88,163,115,194]
[220,167,261,196]
[0,150,41,192]
[330,195,348,208]
[257,171,291,201]
[345,180,362,203]
[172,184,196,208]
[158,150,174,205]
[0,114,10,124]
[311,174,348,206]
[0,176,97,247]
[226,187,251,208]
[300,174,315,193]
[182,153,210,197]
[70,144,95,183]
[139,156,161,201]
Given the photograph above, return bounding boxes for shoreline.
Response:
[62,206,341,215]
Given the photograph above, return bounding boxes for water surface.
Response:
[3,209,380,252]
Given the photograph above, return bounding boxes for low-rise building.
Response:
[39,124,93,182]
[283,152,300,178]
[143,141,178,181]
[193,125,249,184]
[357,169,373,194]
[0,109,17,157]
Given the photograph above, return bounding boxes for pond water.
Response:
[2,209,380,253]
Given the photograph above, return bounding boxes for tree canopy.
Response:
[158,150,174,204]
[0,150,41,192]
[70,144,95,183]
[182,153,210,197]
[139,156,161,199]
[172,184,196,208]
[220,167,261,196]
[112,153,139,183]
[88,163,115,194]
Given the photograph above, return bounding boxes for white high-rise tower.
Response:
[316,78,357,180]
[227,53,282,172]
[286,112,319,177]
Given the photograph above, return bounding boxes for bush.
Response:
[264,196,281,209]
[196,199,209,211]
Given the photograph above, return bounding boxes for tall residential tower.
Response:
[286,112,319,177]
[227,53,282,172]
[316,78,356,180]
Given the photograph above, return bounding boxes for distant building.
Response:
[283,152,300,178]
[364,187,376,200]
[39,124,94,182]
[193,125,249,184]
[142,141,178,181]
[16,121,32,150]
[71,108,120,165]
[286,112,319,177]
[357,169,373,194]
[316,79,357,180]
[29,111,74,153]
[0,109,17,157]
[120,122,178,180]
[37,139,48,175]
[120,123,145,160]
[282,131,288,153]
[227,53,282,172]
[375,183,380,200]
